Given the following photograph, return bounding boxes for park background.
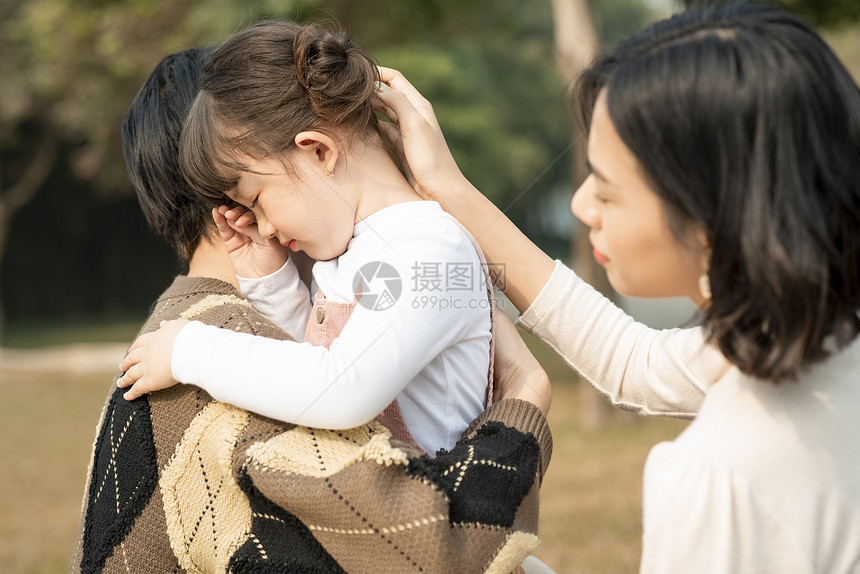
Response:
[1,0,858,572]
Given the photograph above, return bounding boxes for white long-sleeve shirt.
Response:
[172,201,491,454]
[518,260,860,573]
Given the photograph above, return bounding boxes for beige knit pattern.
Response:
[73,277,551,574]
[160,402,252,574]
[244,422,410,478]
[179,294,252,321]
[485,532,540,574]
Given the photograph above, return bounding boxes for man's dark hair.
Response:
[122,47,214,262]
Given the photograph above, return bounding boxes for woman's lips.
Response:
[593,248,610,264]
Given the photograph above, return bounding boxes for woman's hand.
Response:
[116,319,189,400]
[373,66,471,203]
[214,204,287,279]
[492,311,552,416]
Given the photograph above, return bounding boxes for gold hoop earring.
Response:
[323,164,335,177]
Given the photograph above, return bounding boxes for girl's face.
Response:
[229,154,357,262]
[571,93,707,306]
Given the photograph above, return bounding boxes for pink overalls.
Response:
[303,231,496,454]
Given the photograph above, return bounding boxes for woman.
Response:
[375,2,860,571]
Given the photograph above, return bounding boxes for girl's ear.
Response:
[294,131,340,176]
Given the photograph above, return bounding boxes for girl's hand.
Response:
[116,319,189,400]
[492,312,552,416]
[214,205,287,278]
[373,66,470,202]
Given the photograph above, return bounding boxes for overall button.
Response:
[315,306,325,323]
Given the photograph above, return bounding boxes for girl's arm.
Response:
[374,68,555,313]
[238,260,312,342]
[118,231,489,429]
[374,68,730,411]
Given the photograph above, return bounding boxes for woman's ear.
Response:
[294,131,340,176]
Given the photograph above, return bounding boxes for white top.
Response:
[518,260,860,573]
[172,201,491,454]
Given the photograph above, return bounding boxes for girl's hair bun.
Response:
[293,24,379,129]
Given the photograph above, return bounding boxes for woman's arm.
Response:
[375,69,729,412]
[375,68,555,313]
[520,261,729,416]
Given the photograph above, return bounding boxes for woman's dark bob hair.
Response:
[575,2,860,382]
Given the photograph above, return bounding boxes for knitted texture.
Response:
[71,275,552,573]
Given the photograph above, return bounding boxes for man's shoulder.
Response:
[146,275,291,341]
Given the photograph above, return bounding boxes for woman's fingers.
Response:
[378,121,416,188]
[372,96,399,125]
[376,66,438,129]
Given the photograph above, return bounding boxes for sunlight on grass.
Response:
[0,370,110,574]
[533,384,689,572]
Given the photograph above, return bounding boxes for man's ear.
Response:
[294,130,340,176]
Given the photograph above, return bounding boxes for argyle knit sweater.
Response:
[69,276,552,574]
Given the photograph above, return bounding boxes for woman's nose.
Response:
[571,176,599,228]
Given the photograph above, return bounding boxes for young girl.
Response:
[117,20,494,455]
[375,2,860,571]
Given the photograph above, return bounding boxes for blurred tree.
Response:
[0,0,318,340]
[2,0,575,337]
[312,0,572,247]
[552,0,656,428]
[784,0,860,27]
[680,0,860,27]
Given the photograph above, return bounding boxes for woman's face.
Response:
[571,92,707,306]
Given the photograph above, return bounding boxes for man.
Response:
[70,48,552,573]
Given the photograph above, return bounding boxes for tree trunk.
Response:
[552,0,634,429]
[0,135,58,344]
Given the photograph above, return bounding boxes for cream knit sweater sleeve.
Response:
[518,260,729,417]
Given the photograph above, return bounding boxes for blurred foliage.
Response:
[0,0,318,187]
[597,0,657,45]
[779,0,860,27]
[5,0,856,328]
[681,0,860,27]
[1,0,587,326]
